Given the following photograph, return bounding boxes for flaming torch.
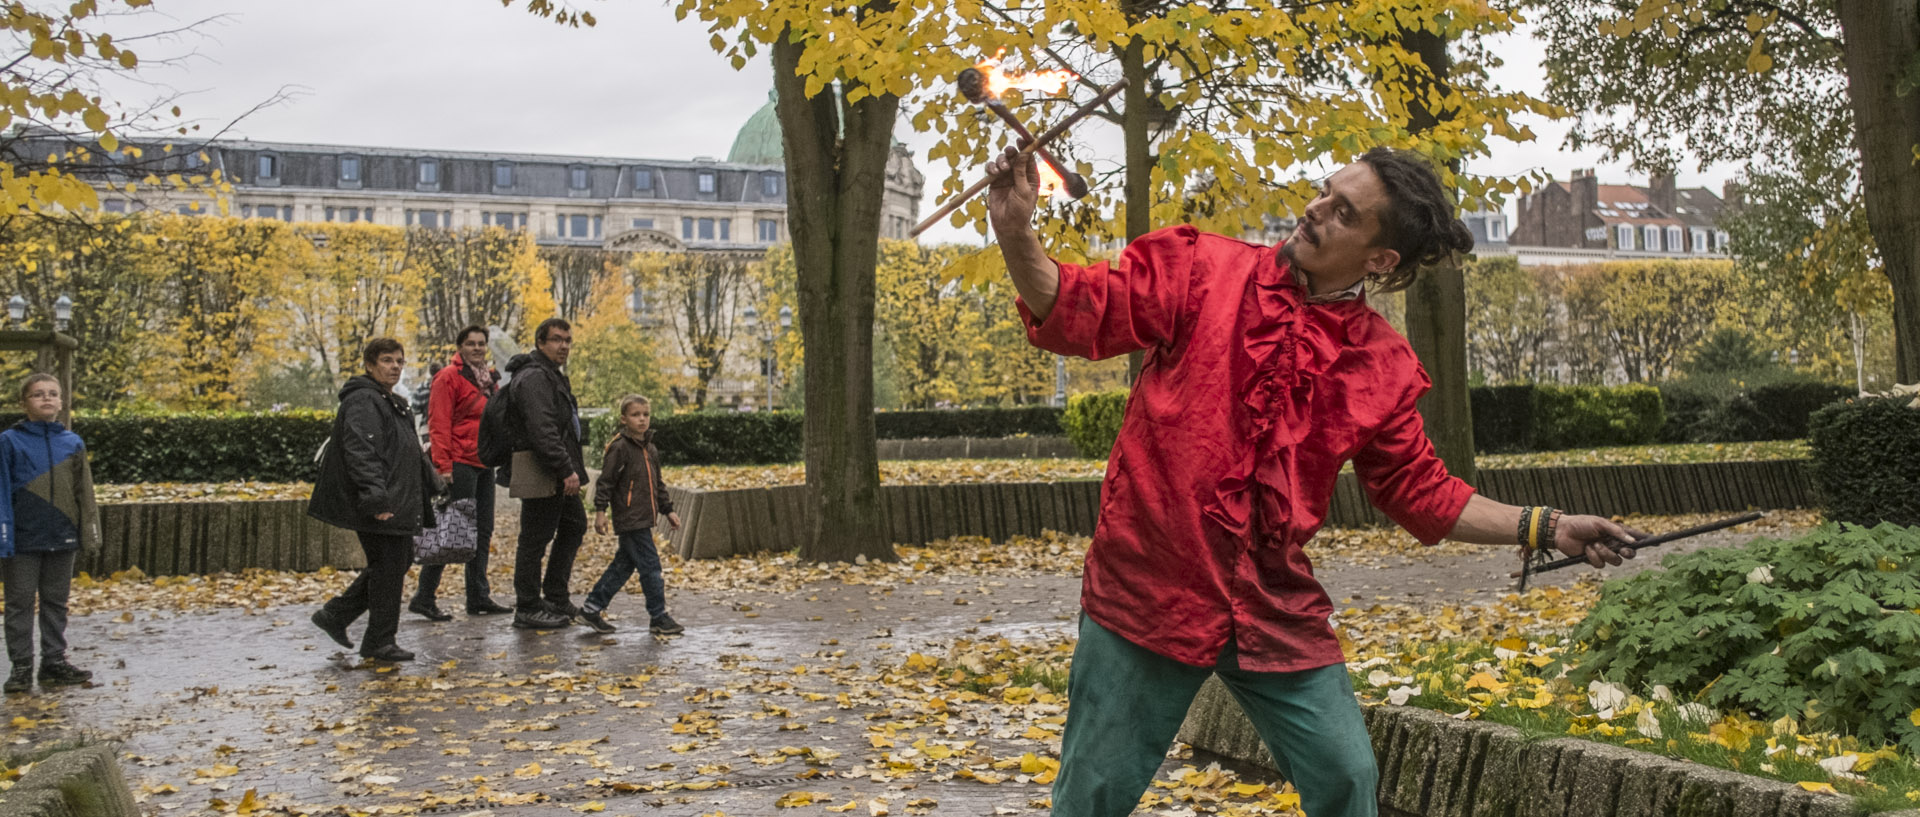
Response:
[960,53,1087,199]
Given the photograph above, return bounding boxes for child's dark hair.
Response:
[362,337,404,367]
[18,372,58,400]
[1357,147,1476,293]
[536,317,572,345]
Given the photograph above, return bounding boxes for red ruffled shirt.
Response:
[1018,226,1476,672]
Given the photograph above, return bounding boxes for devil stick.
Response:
[909,76,1127,239]
[1511,511,1767,590]
[957,67,1090,199]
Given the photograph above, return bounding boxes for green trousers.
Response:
[1051,615,1378,817]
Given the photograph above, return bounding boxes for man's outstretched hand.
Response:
[986,144,1040,238]
[1544,514,1648,568]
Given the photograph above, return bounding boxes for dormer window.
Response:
[634,168,654,191]
[1665,226,1682,252]
[697,172,716,194]
[339,155,361,183]
[1616,224,1632,249]
[1715,230,1731,253]
[762,173,781,196]
[570,166,590,190]
[1642,225,1659,251]
[258,154,278,179]
[494,162,514,188]
[417,159,438,186]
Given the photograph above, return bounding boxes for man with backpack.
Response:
[492,318,586,630]
[410,325,513,621]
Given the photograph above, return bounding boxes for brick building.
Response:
[1511,169,1733,258]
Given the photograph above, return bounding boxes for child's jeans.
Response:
[583,528,667,621]
[3,550,76,668]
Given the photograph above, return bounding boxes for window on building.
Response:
[1489,220,1505,242]
[494,162,514,188]
[1642,225,1659,251]
[758,219,779,242]
[258,154,277,179]
[570,166,589,190]
[593,215,603,238]
[697,218,715,240]
[176,205,196,216]
[762,174,781,196]
[1665,226,1683,252]
[184,151,205,169]
[418,159,438,186]
[364,208,374,223]
[1692,228,1708,254]
[281,206,293,222]
[1715,231,1730,253]
[340,156,360,182]
[697,172,716,194]
[718,219,730,241]
[410,209,444,229]
[631,218,654,230]
[569,214,590,238]
[1616,224,1632,249]
[325,206,335,222]
[634,169,653,191]
[239,205,252,218]
[104,200,126,214]
[682,217,694,239]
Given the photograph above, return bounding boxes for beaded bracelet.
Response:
[1541,508,1562,555]
[1516,506,1535,550]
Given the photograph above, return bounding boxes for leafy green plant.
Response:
[0,411,333,484]
[1061,390,1128,459]
[1532,384,1664,449]
[1571,523,1920,751]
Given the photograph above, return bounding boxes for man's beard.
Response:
[1279,240,1317,287]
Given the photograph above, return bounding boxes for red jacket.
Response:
[1020,226,1476,672]
[428,356,497,473]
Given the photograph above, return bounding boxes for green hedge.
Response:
[1809,396,1920,527]
[0,411,333,484]
[1468,384,1663,452]
[873,407,1063,439]
[1658,378,1853,444]
[587,411,804,466]
[1062,390,1129,459]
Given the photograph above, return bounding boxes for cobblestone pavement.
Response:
[4,511,1806,817]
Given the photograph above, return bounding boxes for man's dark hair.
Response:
[1358,147,1475,293]
[363,337,404,367]
[455,325,488,347]
[535,318,572,345]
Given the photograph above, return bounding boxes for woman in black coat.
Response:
[308,338,436,662]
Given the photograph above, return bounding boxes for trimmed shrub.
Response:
[587,411,804,466]
[1714,380,1855,442]
[1809,396,1920,527]
[1062,390,1128,459]
[1653,381,1721,443]
[874,406,1063,439]
[0,411,334,484]
[1531,384,1664,449]
[1572,523,1920,752]
[1468,385,1537,453]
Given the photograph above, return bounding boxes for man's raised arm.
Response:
[985,146,1060,322]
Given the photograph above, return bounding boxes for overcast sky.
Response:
[111,0,1736,245]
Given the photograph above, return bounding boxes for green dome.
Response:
[728,90,783,165]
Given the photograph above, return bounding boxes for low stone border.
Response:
[1178,677,1912,817]
[881,435,1080,460]
[0,743,140,817]
[84,499,363,577]
[662,460,1814,559]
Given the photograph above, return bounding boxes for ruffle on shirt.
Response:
[1201,251,1365,546]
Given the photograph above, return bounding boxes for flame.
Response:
[1035,161,1065,199]
[976,49,1077,98]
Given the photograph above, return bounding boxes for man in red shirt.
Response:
[983,146,1642,817]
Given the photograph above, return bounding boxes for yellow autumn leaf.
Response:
[512,762,543,779]
[235,789,259,815]
[575,802,606,813]
[774,791,826,807]
[826,802,859,813]
[1798,781,1839,795]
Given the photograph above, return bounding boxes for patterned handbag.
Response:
[412,497,479,565]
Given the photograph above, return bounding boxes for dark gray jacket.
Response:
[308,376,436,536]
[503,351,588,485]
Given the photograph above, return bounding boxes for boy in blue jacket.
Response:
[0,373,100,694]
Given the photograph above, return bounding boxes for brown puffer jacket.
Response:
[592,431,674,533]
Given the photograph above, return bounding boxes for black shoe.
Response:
[37,660,91,687]
[408,598,453,622]
[311,609,354,649]
[4,666,29,694]
[579,609,617,634]
[547,599,581,621]
[361,644,414,662]
[649,614,685,636]
[512,608,569,630]
[466,599,513,616]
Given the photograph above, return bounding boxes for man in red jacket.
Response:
[983,146,1643,817]
[409,325,513,620]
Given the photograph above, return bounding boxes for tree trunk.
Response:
[1836,1,1920,384]
[773,33,896,563]
[1399,28,1478,484]
[1122,27,1152,385]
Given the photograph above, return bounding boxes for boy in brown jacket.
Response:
[581,394,682,635]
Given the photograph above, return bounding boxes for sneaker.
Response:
[311,609,354,649]
[579,609,617,634]
[37,660,91,687]
[466,599,513,616]
[4,666,29,694]
[407,598,453,622]
[361,644,415,662]
[649,614,685,636]
[546,599,581,621]
[512,608,569,630]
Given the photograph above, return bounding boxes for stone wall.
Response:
[84,500,363,577]
[0,743,140,817]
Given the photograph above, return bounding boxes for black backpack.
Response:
[475,376,517,468]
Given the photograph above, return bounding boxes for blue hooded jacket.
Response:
[0,420,101,558]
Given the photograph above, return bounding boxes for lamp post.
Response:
[7,295,25,326]
[53,294,72,332]
[1,293,78,425]
[740,304,793,411]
